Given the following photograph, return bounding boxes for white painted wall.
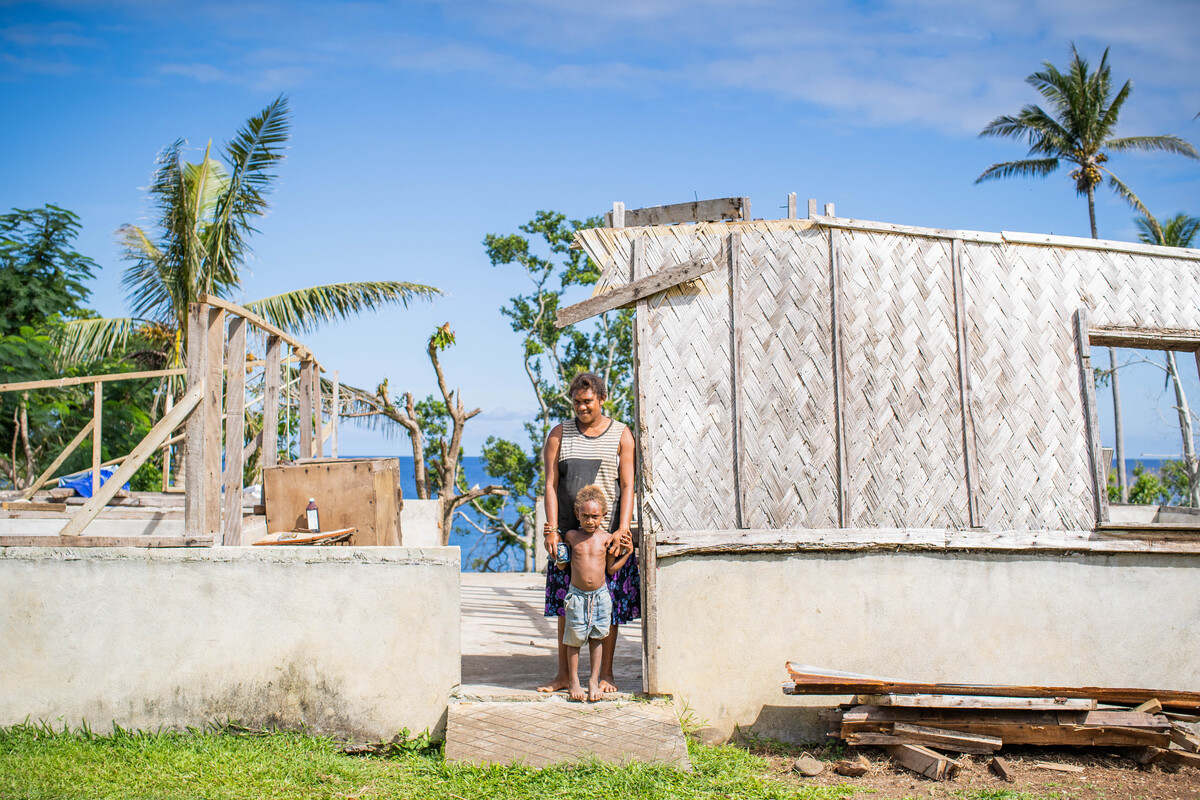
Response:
[0,546,460,740]
[400,499,443,547]
[655,550,1200,743]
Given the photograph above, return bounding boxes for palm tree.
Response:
[1135,212,1200,249]
[976,45,1197,240]
[976,45,1198,504]
[57,95,440,370]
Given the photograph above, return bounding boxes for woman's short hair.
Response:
[568,371,607,401]
[574,484,608,515]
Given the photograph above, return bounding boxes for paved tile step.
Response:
[444,698,692,770]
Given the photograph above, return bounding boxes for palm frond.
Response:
[1136,213,1200,248]
[52,317,142,367]
[1105,134,1199,158]
[975,158,1059,184]
[245,280,443,335]
[118,224,174,325]
[1104,171,1153,221]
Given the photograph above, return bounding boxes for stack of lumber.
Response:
[785,664,1200,779]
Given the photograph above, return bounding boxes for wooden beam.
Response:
[203,307,224,541]
[299,360,313,459]
[555,258,716,328]
[312,362,322,458]
[606,197,749,228]
[197,293,316,363]
[730,232,747,529]
[856,693,1096,711]
[222,316,246,546]
[1089,326,1200,351]
[787,193,796,220]
[263,335,281,469]
[59,383,204,538]
[330,371,339,458]
[885,744,961,781]
[607,201,625,228]
[951,239,981,526]
[242,430,262,461]
[1001,229,1200,261]
[0,534,212,547]
[184,303,208,541]
[161,392,174,491]
[830,229,850,528]
[1076,308,1109,524]
[91,382,102,496]
[0,368,186,394]
[21,418,95,499]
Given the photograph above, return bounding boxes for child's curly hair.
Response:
[573,484,608,516]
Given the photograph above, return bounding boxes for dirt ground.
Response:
[752,742,1200,799]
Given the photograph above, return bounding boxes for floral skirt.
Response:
[544,551,641,625]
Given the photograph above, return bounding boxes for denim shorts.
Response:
[562,584,612,647]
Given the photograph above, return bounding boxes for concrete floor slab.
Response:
[459,572,643,697]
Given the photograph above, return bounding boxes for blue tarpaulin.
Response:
[58,467,129,498]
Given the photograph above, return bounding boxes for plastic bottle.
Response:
[305,498,320,533]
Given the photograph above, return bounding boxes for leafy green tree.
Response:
[56,95,441,373]
[471,210,634,569]
[977,45,1198,504]
[0,206,158,491]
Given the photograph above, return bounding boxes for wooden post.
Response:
[263,335,281,469]
[222,316,246,546]
[91,381,102,496]
[829,229,850,527]
[161,391,174,491]
[1076,308,1109,524]
[331,371,339,458]
[631,234,659,694]
[787,193,797,220]
[729,232,747,529]
[184,303,208,539]
[824,202,836,217]
[739,197,751,221]
[204,306,225,540]
[298,358,313,459]
[312,364,323,458]
[21,418,95,500]
[808,198,818,219]
[951,239,982,527]
[611,201,625,229]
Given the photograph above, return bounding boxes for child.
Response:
[557,484,633,702]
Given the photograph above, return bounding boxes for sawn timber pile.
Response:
[784,664,1200,780]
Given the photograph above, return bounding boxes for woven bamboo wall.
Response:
[577,218,1200,536]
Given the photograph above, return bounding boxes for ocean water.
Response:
[344,455,528,572]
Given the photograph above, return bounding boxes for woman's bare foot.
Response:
[588,679,602,702]
[599,676,619,693]
[568,682,587,702]
[537,675,570,693]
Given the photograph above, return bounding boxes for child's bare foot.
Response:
[588,679,603,702]
[568,682,587,702]
[537,675,570,693]
[599,677,619,693]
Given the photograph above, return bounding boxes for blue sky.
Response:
[3,0,1199,458]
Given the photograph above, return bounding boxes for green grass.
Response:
[0,722,861,800]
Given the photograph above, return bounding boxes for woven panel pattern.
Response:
[636,228,737,531]
[961,243,1093,529]
[737,228,839,528]
[1084,249,1200,330]
[838,232,969,528]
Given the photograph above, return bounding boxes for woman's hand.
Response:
[608,527,633,555]
[543,522,559,556]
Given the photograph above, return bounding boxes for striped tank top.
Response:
[556,417,626,534]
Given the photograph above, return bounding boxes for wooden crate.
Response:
[263,458,401,546]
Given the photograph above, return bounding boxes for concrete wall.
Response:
[655,550,1200,743]
[0,546,460,740]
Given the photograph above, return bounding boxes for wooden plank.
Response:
[3,508,181,520]
[242,429,262,461]
[1035,762,1084,773]
[203,307,224,541]
[989,757,1013,781]
[786,667,1200,712]
[197,293,315,363]
[841,708,1171,746]
[807,198,817,219]
[1170,722,1200,752]
[824,202,836,216]
[787,193,796,220]
[618,197,748,227]
[91,382,102,496]
[606,201,625,229]
[1001,229,1200,261]
[1089,326,1200,351]
[222,316,246,546]
[812,214,1005,244]
[0,368,186,394]
[330,371,339,458]
[183,304,207,543]
[263,459,400,546]
[829,229,849,527]
[161,392,173,491]
[312,364,323,458]
[263,335,281,469]
[951,239,981,527]
[885,744,961,781]
[1076,308,1109,524]
[59,383,204,538]
[21,419,95,499]
[662,527,1200,557]
[298,359,313,462]
[1133,699,1163,714]
[0,534,211,547]
[847,724,1001,754]
[730,232,746,529]
[253,527,355,546]
[855,694,1096,711]
[555,258,717,328]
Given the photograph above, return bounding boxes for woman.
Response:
[537,372,639,694]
